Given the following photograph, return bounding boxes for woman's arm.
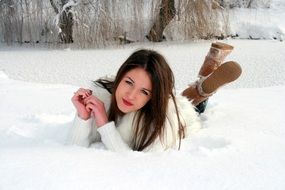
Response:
[71,88,92,120]
[96,120,169,152]
[97,122,131,152]
[68,86,176,152]
[67,114,99,147]
[68,85,108,147]
[97,119,168,152]
[84,95,132,152]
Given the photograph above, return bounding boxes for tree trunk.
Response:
[147,0,176,42]
[3,0,15,45]
[17,0,24,44]
[50,0,74,43]
[50,0,59,14]
[247,0,253,8]
[24,0,32,43]
[58,5,74,43]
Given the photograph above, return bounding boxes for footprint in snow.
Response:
[188,136,231,155]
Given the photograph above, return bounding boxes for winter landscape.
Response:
[1,0,285,190]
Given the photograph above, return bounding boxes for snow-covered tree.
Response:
[50,0,78,43]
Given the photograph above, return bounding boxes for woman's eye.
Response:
[125,80,133,85]
[141,90,149,96]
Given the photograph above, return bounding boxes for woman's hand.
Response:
[84,95,108,127]
[71,88,92,120]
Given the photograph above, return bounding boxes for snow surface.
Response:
[228,0,285,41]
[1,39,285,190]
[1,0,285,189]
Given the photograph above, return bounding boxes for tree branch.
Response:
[50,0,59,14]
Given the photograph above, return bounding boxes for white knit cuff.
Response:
[97,121,116,134]
[97,121,130,152]
[67,114,93,147]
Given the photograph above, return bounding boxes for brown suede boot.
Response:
[182,61,242,106]
[198,42,234,77]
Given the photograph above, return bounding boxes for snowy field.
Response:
[0,39,285,190]
[1,0,285,188]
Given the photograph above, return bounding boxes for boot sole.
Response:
[212,42,234,50]
[202,61,242,94]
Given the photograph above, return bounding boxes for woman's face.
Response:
[115,68,152,113]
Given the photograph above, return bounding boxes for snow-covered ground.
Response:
[1,39,285,190]
[0,39,284,89]
[1,0,285,189]
[228,0,285,41]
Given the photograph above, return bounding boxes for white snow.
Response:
[1,0,285,189]
[229,4,284,40]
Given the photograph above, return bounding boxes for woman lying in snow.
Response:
[68,42,242,152]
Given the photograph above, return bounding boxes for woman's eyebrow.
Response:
[126,76,135,83]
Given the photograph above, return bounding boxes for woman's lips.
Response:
[122,98,133,106]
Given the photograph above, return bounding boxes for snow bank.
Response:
[1,40,285,189]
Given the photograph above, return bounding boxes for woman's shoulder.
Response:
[167,95,198,118]
[88,75,115,108]
[97,74,116,82]
[89,75,115,93]
[167,95,202,135]
[89,82,110,97]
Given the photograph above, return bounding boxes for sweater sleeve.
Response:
[97,121,169,153]
[97,121,131,152]
[67,82,111,147]
[67,114,100,147]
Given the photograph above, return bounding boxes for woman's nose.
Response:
[127,89,137,100]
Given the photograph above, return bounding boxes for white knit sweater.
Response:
[67,80,202,152]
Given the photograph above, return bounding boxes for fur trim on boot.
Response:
[182,61,242,106]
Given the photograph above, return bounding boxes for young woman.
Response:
[68,42,242,152]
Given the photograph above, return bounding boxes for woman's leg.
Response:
[198,42,234,78]
[182,42,242,113]
[195,99,208,114]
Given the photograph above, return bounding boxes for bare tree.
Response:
[0,0,16,45]
[50,0,76,43]
[0,0,234,47]
[24,0,33,42]
[17,0,24,44]
[174,0,224,40]
[147,0,176,42]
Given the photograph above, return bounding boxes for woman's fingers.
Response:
[86,102,101,114]
[74,88,92,99]
[85,102,108,127]
[76,88,92,96]
[84,95,104,107]
[86,103,95,112]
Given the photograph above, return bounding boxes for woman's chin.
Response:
[117,104,130,113]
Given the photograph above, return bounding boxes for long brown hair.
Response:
[96,49,185,151]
